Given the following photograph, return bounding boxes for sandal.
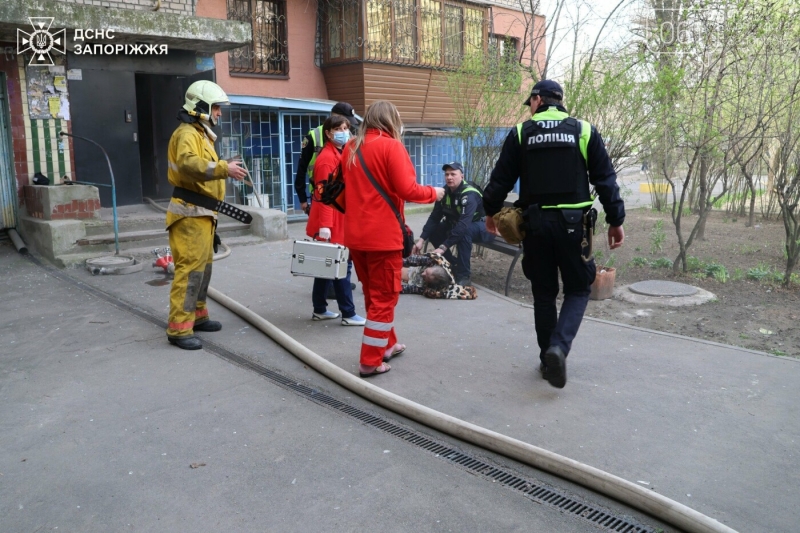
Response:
[383,343,406,362]
[359,362,391,378]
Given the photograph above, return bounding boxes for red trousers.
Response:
[349,249,402,367]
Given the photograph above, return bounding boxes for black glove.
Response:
[213,232,221,254]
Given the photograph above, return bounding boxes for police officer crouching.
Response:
[483,80,625,388]
[414,162,495,285]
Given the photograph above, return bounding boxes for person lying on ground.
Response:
[401,253,478,300]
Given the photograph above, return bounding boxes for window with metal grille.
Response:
[489,34,519,64]
[228,0,289,76]
[321,0,487,68]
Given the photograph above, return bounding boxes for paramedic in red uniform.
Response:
[342,100,445,378]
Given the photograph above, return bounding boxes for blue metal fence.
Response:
[221,106,517,214]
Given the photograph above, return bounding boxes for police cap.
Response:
[523,80,564,106]
[331,102,360,126]
[442,162,464,172]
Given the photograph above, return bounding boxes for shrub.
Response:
[650,220,665,255]
[686,256,704,272]
[630,256,649,267]
[650,257,673,269]
[705,263,729,283]
[747,264,772,281]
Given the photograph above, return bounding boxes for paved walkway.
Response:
[3,212,799,532]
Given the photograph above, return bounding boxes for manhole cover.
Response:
[85,255,143,275]
[86,255,137,268]
[628,280,698,297]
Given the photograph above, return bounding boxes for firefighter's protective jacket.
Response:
[166,122,229,228]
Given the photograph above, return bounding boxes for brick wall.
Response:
[56,0,194,17]
[23,185,101,220]
[199,0,330,100]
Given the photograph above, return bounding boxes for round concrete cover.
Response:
[628,280,698,297]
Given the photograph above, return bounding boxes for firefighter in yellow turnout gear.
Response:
[166,80,247,350]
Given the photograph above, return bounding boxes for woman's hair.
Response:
[346,100,403,167]
[322,115,350,144]
[424,265,451,290]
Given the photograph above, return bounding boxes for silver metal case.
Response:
[291,240,349,279]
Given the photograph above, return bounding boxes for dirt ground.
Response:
[471,208,800,358]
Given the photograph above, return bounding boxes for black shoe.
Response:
[543,346,567,388]
[168,335,202,350]
[194,320,222,332]
[539,362,548,379]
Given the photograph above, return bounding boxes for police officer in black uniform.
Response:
[483,80,625,389]
[294,102,360,215]
[414,162,495,285]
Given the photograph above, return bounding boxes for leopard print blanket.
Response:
[402,253,478,300]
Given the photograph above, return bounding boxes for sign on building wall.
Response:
[25,57,70,121]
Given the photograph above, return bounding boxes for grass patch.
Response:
[705,262,729,283]
[651,257,673,269]
[747,264,773,281]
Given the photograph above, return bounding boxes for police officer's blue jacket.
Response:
[421,180,484,250]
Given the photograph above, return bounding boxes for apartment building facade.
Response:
[0,0,542,229]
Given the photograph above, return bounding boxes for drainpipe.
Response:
[6,228,28,255]
[7,228,27,254]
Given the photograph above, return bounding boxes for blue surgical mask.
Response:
[332,131,350,146]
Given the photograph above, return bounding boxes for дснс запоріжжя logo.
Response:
[17,17,66,67]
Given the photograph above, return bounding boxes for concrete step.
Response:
[75,222,252,254]
[54,234,268,269]
[84,212,243,237]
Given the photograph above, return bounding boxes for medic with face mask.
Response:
[305,115,366,326]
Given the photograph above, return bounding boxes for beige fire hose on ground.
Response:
[206,286,737,533]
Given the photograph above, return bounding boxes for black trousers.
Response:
[427,220,495,282]
[521,210,596,362]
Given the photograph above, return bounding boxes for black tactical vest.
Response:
[521,117,591,207]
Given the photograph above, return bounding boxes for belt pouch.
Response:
[560,208,583,233]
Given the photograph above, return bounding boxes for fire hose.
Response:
[206,287,739,533]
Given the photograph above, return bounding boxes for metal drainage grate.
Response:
[32,257,655,533]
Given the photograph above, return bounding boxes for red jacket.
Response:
[342,129,437,251]
[306,142,345,244]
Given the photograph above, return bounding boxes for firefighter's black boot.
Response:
[194,320,222,332]
[168,335,202,350]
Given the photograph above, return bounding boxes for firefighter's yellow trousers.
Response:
[167,216,214,338]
